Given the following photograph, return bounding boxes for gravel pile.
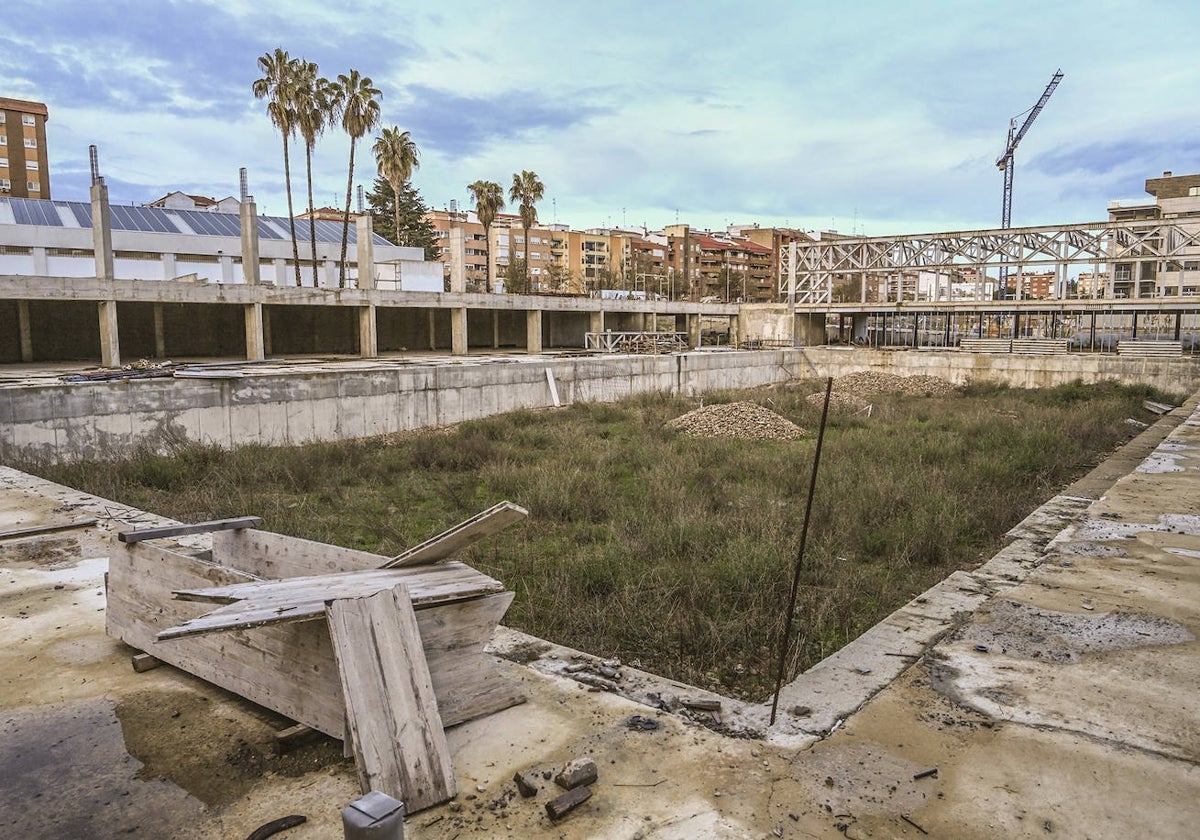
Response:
[803,372,955,411]
[666,401,806,441]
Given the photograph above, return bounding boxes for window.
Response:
[0,178,10,191]
[530,251,541,259]
[0,157,7,168]
[24,138,36,148]
[0,135,6,145]
[0,113,4,123]
[1190,186,1200,197]
[27,160,37,171]
[22,115,36,126]
[27,180,39,191]
[514,235,524,244]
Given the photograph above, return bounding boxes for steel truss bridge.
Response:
[780,217,1200,305]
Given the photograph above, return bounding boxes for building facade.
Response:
[0,98,50,200]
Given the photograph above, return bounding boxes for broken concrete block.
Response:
[513,770,538,798]
[546,785,592,820]
[555,757,598,790]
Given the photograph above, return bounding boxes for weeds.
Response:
[22,377,1177,700]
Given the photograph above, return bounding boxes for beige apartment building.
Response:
[0,97,50,199]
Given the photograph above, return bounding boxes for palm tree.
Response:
[253,48,302,286]
[373,127,420,248]
[334,69,381,288]
[467,180,504,292]
[293,61,340,287]
[508,170,545,291]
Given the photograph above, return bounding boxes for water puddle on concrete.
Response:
[957,599,1194,663]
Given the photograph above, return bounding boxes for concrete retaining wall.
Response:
[803,347,1200,394]
[0,350,807,462]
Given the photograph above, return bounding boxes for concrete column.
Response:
[686,313,701,348]
[153,304,166,358]
[492,310,500,349]
[728,313,741,349]
[451,307,467,355]
[786,241,797,305]
[449,226,466,293]
[219,255,234,284]
[358,305,377,357]
[263,308,273,355]
[240,201,261,285]
[428,310,437,350]
[98,300,120,368]
[17,300,33,362]
[244,303,265,361]
[852,313,869,344]
[526,309,543,354]
[275,259,288,286]
[589,309,604,335]
[32,248,47,276]
[91,180,114,281]
[793,312,825,347]
[356,215,375,290]
[162,253,177,281]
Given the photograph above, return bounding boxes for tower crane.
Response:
[997,69,1064,229]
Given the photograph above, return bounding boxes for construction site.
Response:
[4,63,1200,838]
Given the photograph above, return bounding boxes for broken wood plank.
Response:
[108,539,522,737]
[384,501,528,568]
[682,698,722,712]
[212,528,386,579]
[117,516,262,543]
[131,653,162,673]
[275,723,320,753]
[157,563,505,640]
[545,786,592,820]
[0,519,98,541]
[327,583,456,813]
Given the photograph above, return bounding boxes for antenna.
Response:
[356,185,364,213]
[89,145,101,185]
[239,167,249,202]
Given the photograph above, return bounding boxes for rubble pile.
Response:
[666,402,806,441]
[805,372,956,408]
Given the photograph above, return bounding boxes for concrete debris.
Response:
[555,757,598,790]
[806,372,956,410]
[666,401,806,441]
[513,770,539,798]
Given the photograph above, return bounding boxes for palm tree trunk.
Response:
[523,224,530,291]
[305,144,318,288]
[283,134,301,286]
[339,139,357,288]
[393,184,401,249]
[484,222,491,293]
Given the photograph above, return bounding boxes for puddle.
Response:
[957,599,1194,663]
[1136,443,1194,474]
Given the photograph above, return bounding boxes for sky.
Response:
[4,0,1199,237]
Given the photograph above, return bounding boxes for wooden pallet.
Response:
[1117,340,1183,357]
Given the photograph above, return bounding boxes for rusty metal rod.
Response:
[770,375,833,726]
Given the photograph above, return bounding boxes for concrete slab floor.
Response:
[2,394,1200,838]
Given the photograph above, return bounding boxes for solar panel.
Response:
[8,197,64,227]
[256,217,283,240]
[170,209,243,238]
[69,202,93,227]
[108,204,179,234]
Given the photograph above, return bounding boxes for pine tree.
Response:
[365,175,439,261]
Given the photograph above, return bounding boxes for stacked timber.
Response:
[1117,340,1183,358]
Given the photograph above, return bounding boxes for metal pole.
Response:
[770,376,834,726]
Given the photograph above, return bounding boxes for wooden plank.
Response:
[158,563,505,640]
[131,653,163,673]
[212,528,386,579]
[384,501,528,568]
[0,519,97,541]
[118,516,263,543]
[327,584,457,812]
[106,540,522,736]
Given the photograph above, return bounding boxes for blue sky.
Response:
[4,0,1199,236]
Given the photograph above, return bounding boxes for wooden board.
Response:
[118,517,263,543]
[106,539,524,737]
[159,563,505,640]
[212,529,386,579]
[384,501,528,568]
[0,519,97,541]
[328,584,456,812]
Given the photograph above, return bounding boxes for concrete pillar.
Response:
[526,309,543,354]
[729,313,741,349]
[356,215,375,290]
[153,304,166,358]
[162,253,177,281]
[492,310,500,349]
[98,300,120,368]
[219,255,234,284]
[786,241,797,305]
[449,225,466,293]
[852,313,869,344]
[359,305,377,357]
[589,309,604,335]
[275,259,288,286]
[451,307,467,355]
[17,300,33,362]
[245,302,265,361]
[240,201,261,285]
[263,308,273,355]
[428,310,437,350]
[32,247,47,276]
[91,180,114,281]
[686,313,701,348]
[793,312,825,347]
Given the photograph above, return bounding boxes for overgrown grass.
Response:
[21,378,1177,699]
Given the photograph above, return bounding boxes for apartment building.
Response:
[664,225,774,302]
[727,224,812,299]
[0,98,50,199]
[1107,170,1200,297]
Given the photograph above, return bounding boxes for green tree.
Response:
[544,263,574,293]
[293,61,339,287]
[467,180,505,292]
[373,126,420,259]
[508,170,544,291]
[333,69,381,288]
[252,47,302,286]
[365,175,439,261]
[502,259,531,295]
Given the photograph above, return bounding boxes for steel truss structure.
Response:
[780,218,1200,304]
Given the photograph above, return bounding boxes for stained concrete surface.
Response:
[2,393,1200,838]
